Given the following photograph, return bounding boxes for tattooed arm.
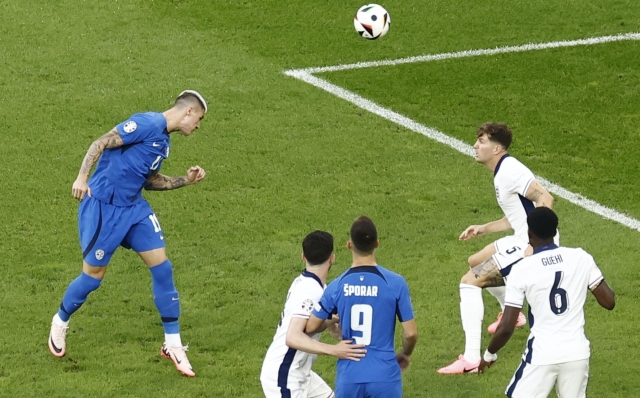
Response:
[144,166,207,191]
[72,129,124,201]
[144,173,190,191]
[524,180,555,209]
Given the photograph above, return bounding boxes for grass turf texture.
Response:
[0,0,639,396]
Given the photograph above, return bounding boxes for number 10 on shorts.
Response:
[149,214,162,233]
[350,304,373,345]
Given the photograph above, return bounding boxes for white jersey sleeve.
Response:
[501,157,535,196]
[504,260,526,309]
[586,252,604,290]
[260,271,325,389]
[494,155,536,241]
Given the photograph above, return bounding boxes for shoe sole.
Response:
[48,335,66,358]
[161,349,195,377]
[437,367,479,375]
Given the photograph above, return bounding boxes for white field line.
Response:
[295,32,640,74]
[284,33,640,232]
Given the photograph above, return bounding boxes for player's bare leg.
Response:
[465,258,526,334]
[466,242,497,268]
[139,248,195,377]
[467,242,508,318]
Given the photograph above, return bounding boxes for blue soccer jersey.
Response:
[312,265,415,385]
[89,112,170,206]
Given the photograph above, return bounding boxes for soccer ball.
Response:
[353,4,391,40]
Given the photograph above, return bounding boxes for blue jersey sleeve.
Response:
[396,277,415,323]
[116,114,155,145]
[312,281,337,320]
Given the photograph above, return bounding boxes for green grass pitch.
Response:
[1,0,639,396]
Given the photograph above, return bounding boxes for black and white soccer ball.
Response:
[354,4,391,40]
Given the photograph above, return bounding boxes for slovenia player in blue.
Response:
[48,90,208,377]
[306,216,418,398]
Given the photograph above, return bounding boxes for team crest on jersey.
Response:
[95,249,105,260]
[301,299,314,313]
[123,121,137,133]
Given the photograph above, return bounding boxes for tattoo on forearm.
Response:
[471,258,505,287]
[79,129,123,176]
[144,174,189,191]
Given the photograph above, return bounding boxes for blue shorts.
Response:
[335,381,402,398]
[78,196,165,266]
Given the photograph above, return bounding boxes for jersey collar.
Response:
[494,154,511,176]
[302,269,323,289]
[343,265,387,283]
[533,243,559,254]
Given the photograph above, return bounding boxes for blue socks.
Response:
[150,260,181,334]
[58,272,103,322]
[57,261,181,338]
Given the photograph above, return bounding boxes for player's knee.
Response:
[467,255,477,268]
[149,260,176,292]
[460,271,482,286]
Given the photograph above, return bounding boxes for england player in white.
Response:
[439,123,556,374]
[479,207,615,398]
[261,231,366,398]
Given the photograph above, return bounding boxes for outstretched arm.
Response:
[144,166,206,191]
[478,305,519,373]
[305,314,327,334]
[72,128,124,201]
[286,317,366,360]
[459,216,512,240]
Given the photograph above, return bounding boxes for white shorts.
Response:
[261,371,333,398]
[492,236,528,281]
[493,231,561,280]
[506,359,589,398]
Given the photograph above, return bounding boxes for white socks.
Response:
[53,313,69,327]
[165,333,183,347]
[460,283,483,363]
[486,286,506,310]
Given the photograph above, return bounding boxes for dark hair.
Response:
[350,216,378,254]
[476,122,513,150]
[174,92,206,112]
[302,230,334,265]
[527,207,559,240]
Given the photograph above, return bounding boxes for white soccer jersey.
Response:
[505,245,604,365]
[494,155,536,242]
[260,270,325,392]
